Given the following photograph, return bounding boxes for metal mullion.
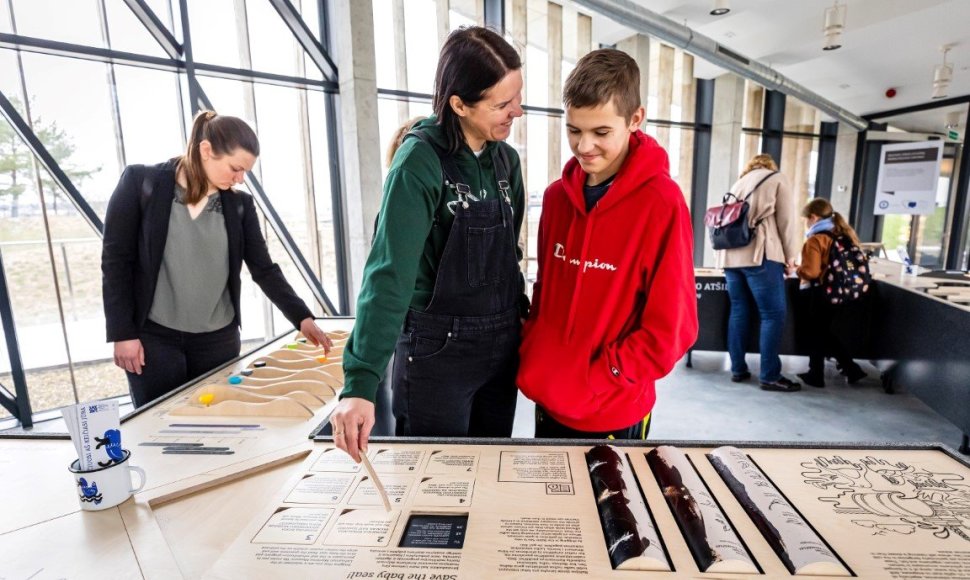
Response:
[177,0,202,110]
[645,118,703,130]
[0,32,179,71]
[292,0,324,312]
[122,0,183,59]
[691,78,714,266]
[97,0,128,171]
[483,0,504,31]
[192,62,335,91]
[0,387,21,419]
[0,35,336,91]
[266,0,338,82]
[322,0,349,313]
[0,248,31,426]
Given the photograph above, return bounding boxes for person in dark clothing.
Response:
[795,198,867,388]
[102,111,331,408]
[331,27,527,463]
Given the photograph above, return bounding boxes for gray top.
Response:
[148,184,235,333]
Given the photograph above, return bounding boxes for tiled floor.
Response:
[512,352,966,451]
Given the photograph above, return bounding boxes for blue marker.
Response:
[228,375,243,385]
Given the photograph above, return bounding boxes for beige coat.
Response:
[715,168,801,269]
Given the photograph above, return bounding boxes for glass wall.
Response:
[371,0,703,288]
[0,0,340,422]
[738,81,823,214]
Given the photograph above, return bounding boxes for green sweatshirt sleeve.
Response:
[341,144,441,402]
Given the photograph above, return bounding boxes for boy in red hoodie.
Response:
[518,49,698,439]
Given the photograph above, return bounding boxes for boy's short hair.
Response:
[563,49,640,121]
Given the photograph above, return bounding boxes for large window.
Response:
[0,0,342,424]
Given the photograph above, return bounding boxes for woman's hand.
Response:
[330,397,375,463]
[114,339,145,375]
[299,318,333,353]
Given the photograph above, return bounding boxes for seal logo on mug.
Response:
[77,477,103,505]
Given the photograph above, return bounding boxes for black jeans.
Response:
[391,308,520,437]
[803,288,857,373]
[534,406,651,440]
[126,319,240,408]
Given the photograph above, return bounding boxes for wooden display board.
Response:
[205,440,970,579]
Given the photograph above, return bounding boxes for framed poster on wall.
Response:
[873,140,944,215]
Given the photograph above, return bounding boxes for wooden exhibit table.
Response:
[4,428,970,578]
[4,284,970,578]
[692,261,970,453]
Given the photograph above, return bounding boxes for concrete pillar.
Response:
[392,0,410,125]
[577,12,592,58]
[831,124,859,216]
[615,34,650,130]
[781,100,815,210]
[334,0,382,307]
[705,73,745,266]
[436,0,450,49]
[677,53,695,200]
[510,0,528,273]
[547,2,562,185]
[655,43,675,150]
[742,82,763,166]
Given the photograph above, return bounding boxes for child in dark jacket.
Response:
[796,198,868,387]
[517,49,698,439]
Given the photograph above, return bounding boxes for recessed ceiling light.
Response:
[711,0,730,16]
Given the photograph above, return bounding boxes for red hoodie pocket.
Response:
[588,346,633,397]
[518,321,612,423]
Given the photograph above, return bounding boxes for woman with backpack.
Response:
[795,198,868,388]
[716,154,803,392]
[330,27,527,462]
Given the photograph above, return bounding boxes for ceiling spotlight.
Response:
[932,46,953,100]
[823,1,846,51]
[710,0,730,16]
[945,111,960,129]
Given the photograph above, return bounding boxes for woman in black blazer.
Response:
[102,111,331,407]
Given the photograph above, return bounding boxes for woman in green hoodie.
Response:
[331,27,527,462]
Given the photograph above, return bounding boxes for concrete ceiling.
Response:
[586,0,970,132]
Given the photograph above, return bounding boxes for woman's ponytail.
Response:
[179,111,217,204]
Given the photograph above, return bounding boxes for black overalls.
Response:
[390,137,521,437]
